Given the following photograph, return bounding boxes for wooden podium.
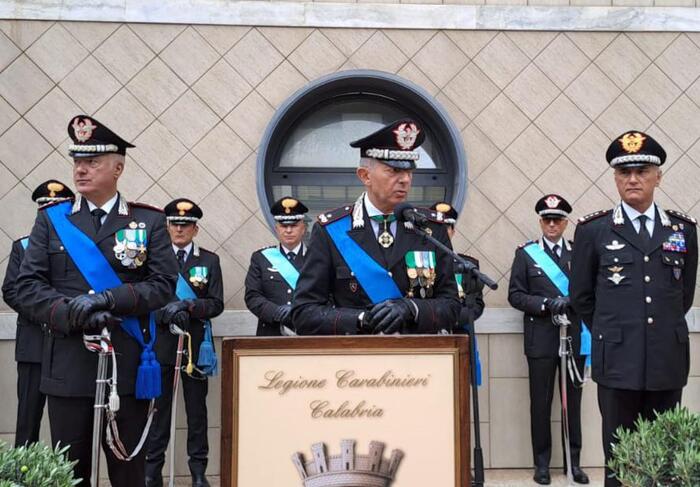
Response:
[221,335,471,486]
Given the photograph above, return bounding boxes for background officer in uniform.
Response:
[15,115,178,485]
[508,195,588,485]
[244,197,308,336]
[292,119,460,335]
[430,202,485,327]
[2,180,74,446]
[146,198,223,487]
[570,131,698,487]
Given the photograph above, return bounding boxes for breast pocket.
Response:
[661,252,685,285]
[47,239,68,278]
[600,252,633,287]
[335,266,362,299]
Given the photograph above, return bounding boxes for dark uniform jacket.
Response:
[155,243,224,366]
[15,194,178,397]
[292,198,460,335]
[3,237,43,363]
[570,204,697,391]
[455,253,485,332]
[508,238,582,358]
[244,244,305,336]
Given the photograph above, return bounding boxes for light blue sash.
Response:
[523,242,591,359]
[326,215,402,305]
[261,247,300,290]
[175,273,217,376]
[45,201,160,399]
[20,237,29,250]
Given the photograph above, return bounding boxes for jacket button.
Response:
[644,276,651,282]
[598,334,603,339]
[269,276,274,279]
[287,289,292,294]
[644,256,649,262]
[286,301,291,305]
[647,317,654,324]
[60,245,64,251]
[645,296,651,303]
[614,258,619,263]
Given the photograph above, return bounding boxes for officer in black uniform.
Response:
[292,119,460,335]
[3,180,74,446]
[145,198,223,487]
[570,131,698,487]
[430,202,485,327]
[508,195,588,485]
[244,197,308,336]
[15,115,178,486]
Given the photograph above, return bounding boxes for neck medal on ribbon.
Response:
[405,250,436,298]
[114,222,148,269]
[189,266,209,289]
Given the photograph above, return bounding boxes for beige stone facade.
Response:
[1,15,700,476]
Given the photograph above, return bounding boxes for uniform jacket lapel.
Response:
[67,198,98,240]
[648,208,671,254]
[348,212,387,268]
[96,194,131,243]
[611,209,646,254]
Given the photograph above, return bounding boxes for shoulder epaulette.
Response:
[317,205,352,226]
[15,235,29,243]
[577,208,612,224]
[257,245,276,252]
[38,198,73,211]
[518,240,536,249]
[666,209,697,225]
[129,201,164,213]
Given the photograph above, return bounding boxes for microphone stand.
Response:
[410,223,497,486]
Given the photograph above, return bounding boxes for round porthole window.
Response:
[257,69,467,227]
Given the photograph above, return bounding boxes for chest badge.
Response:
[608,265,624,273]
[189,266,209,288]
[605,240,625,251]
[662,231,687,253]
[608,273,626,285]
[114,227,148,269]
[405,251,436,298]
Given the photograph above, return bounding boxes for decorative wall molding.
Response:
[1,308,698,339]
[1,1,699,32]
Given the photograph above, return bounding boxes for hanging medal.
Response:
[455,273,465,299]
[405,252,419,297]
[189,266,209,289]
[378,216,394,248]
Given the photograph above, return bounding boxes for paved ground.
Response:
[144,468,606,486]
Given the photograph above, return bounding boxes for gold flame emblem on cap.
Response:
[281,198,298,214]
[619,132,646,154]
[46,182,64,197]
[436,203,451,213]
[176,201,194,216]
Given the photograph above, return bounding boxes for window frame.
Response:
[256,69,467,228]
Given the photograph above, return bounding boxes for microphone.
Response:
[393,202,429,227]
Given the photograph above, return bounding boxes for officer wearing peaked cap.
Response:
[244,197,308,336]
[430,202,485,326]
[570,131,698,487]
[509,194,589,485]
[292,119,460,335]
[2,180,74,447]
[145,198,223,487]
[15,115,178,485]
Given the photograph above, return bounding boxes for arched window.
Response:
[257,70,466,227]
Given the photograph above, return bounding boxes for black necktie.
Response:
[176,249,186,270]
[91,208,106,232]
[287,251,296,262]
[638,215,651,246]
[552,244,560,263]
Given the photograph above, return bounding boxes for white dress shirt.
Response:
[85,192,119,225]
[622,201,656,237]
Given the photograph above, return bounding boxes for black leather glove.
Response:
[67,291,114,331]
[161,301,191,329]
[369,299,416,335]
[273,305,292,324]
[549,296,571,316]
[82,311,122,331]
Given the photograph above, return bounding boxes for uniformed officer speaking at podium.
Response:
[292,119,460,335]
[570,131,698,487]
[15,116,178,485]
